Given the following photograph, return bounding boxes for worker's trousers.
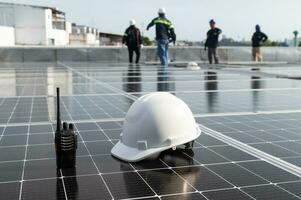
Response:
[157,39,169,67]
[252,47,263,62]
[128,46,141,64]
[208,47,219,64]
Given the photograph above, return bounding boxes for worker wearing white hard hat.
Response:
[122,19,142,64]
[146,8,176,67]
[111,92,201,162]
[129,19,136,26]
[158,8,166,14]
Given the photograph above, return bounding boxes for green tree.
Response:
[142,36,152,46]
[262,40,280,47]
[293,31,299,47]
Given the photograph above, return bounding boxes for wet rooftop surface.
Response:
[0,62,301,200]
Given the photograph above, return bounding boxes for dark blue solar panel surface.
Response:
[0,62,300,199]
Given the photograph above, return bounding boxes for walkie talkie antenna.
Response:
[56,88,61,132]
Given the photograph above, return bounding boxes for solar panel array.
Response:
[0,62,300,200]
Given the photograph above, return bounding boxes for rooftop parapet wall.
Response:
[0,47,301,63]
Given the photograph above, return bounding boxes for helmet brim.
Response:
[112,141,174,162]
[111,128,201,162]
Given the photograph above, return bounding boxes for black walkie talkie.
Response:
[55,88,78,169]
[61,122,77,168]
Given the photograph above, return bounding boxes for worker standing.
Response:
[204,19,222,64]
[252,25,268,62]
[123,19,142,64]
[147,8,176,67]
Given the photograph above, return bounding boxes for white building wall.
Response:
[69,34,86,46]
[86,33,97,45]
[0,26,15,46]
[0,3,91,46]
[0,3,69,46]
[48,29,69,46]
[66,22,72,34]
[69,33,99,46]
[44,9,69,46]
[14,5,47,45]
[0,4,14,26]
[44,8,52,45]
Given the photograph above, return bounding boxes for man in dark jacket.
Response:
[147,8,176,67]
[123,19,142,64]
[252,25,268,62]
[205,19,222,64]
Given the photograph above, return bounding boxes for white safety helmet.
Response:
[158,8,166,14]
[111,92,201,162]
[129,19,136,26]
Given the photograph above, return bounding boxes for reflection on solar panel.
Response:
[0,62,300,199]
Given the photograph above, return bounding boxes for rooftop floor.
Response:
[0,62,301,200]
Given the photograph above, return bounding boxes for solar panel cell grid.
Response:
[0,62,300,199]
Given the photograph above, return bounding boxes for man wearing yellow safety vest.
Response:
[147,8,176,67]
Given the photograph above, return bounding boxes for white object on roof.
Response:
[187,62,200,70]
[111,92,201,162]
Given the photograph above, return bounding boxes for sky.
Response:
[8,0,301,41]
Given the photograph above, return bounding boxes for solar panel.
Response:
[200,113,301,168]
[0,62,300,199]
